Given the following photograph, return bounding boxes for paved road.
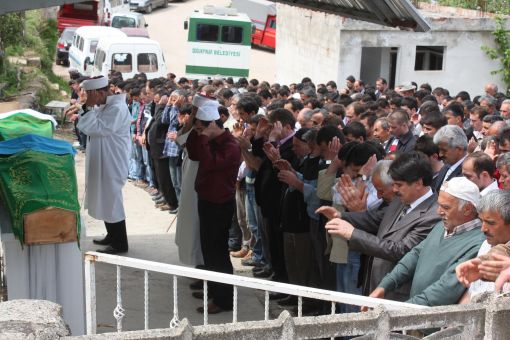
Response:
[139,0,276,82]
[54,0,277,82]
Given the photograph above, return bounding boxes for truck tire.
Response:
[163,0,168,8]
[146,4,152,13]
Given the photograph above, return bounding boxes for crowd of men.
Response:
[68,69,510,315]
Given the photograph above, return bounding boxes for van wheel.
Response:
[146,4,152,13]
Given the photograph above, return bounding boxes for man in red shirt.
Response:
[186,97,242,314]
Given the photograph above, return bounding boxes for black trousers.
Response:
[198,198,235,310]
[263,216,287,282]
[104,220,128,251]
[153,156,177,207]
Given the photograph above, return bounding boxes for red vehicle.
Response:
[57,1,104,32]
[231,0,276,50]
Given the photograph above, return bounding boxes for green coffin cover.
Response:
[0,150,80,244]
[0,112,54,141]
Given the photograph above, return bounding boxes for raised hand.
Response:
[478,254,510,282]
[274,159,293,171]
[324,136,342,161]
[263,142,280,163]
[315,206,341,220]
[339,178,368,212]
[268,121,283,142]
[455,258,482,287]
[255,117,272,139]
[360,154,377,177]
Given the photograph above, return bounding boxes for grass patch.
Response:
[0,10,69,103]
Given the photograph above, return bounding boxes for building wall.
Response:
[276,4,341,86]
[276,3,508,96]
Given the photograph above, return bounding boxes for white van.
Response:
[110,11,148,29]
[92,37,167,80]
[69,26,126,76]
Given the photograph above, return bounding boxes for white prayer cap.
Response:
[440,177,480,208]
[292,92,301,100]
[81,76,108,91]
[192,93,213,108]
[196,100,220,121]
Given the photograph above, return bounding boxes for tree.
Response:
[0,13,24,74]
[482,16,510,95]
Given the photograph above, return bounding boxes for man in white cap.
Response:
[186,94,242,314]
[365,177,485,307]
[77,75,131,254]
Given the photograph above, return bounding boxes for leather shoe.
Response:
[92,236,112,245]
[155,197,166,205]
[192,291,205,299]
[196,303,229,314]
[269,292,288,300]
[189,280,203,290]
[230,247,249,258]
[97,245,128,254]
[277,295,297,306]
[253,268,273,278]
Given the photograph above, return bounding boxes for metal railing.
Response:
[84,251,426,335]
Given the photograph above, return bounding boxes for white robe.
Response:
[77,93,131,223]
[174,130,203,266]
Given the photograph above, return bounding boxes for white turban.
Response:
[81,76,108,91]
[440,177,481,208]
[196,100,220,121]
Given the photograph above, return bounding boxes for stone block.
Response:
[7,57,27,66]
[0,300,70,340]
[27,57,42,68]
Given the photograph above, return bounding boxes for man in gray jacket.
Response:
[325,152,441,301]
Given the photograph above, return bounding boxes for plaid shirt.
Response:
[162,105,181,157]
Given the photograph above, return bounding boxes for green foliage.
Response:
[0,62,23,98]
[425,0,510,14]
[482,16,510,95]
[0,10,68,103]
[0,13,24,47]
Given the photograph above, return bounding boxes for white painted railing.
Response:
[84,251,426,335]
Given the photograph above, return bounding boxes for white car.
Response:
[130,0,168,14]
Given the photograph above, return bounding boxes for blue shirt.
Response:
[162,105,181,157]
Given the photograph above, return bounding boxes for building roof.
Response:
[274,0,431,32]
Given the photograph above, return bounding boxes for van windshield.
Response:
[221,26,243,44]
[112,53,132,73]
[197,24,219,42]
[138,53,158,72]
[112,16,136,28]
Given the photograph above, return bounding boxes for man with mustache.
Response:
[431,125,468,193]
[366,177,485,307]
[456,190,510,302]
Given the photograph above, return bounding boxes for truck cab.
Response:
[184,6,252,80]
[231,0,276,50]
[57,1,103,32]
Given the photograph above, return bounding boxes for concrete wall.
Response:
[276,3,509,96]
[3,297,510,339]
[276,4,341,86]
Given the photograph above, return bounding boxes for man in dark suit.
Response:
[252,108,298,282]
[431,125,468,192]
[325,152,441,301]
[384,109,416,154]
[146,92,178,211]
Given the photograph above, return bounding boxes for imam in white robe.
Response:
[77,93,131,223]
